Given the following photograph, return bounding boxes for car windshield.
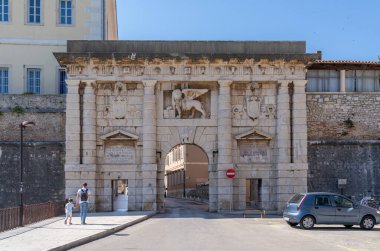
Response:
[288,194,304,203]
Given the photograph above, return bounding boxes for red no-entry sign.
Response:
[226,169,236,179]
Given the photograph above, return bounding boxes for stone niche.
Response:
[161,82,211,119]
[236,129,272,163]
[98,130,139,164]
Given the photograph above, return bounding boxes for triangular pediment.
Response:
[100,130,139,141]
[235,129,272,140]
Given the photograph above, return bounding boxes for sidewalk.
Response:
[0,211,155,251]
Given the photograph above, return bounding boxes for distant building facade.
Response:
[0,0,117,94]
[165,145,208,198]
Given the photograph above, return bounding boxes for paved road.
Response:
[72,198,380,251]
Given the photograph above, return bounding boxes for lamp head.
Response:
[20,121,35,128]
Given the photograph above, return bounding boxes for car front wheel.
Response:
[300,215,315,230]
[360,215,375,230]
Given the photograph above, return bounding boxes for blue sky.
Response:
[116,0,379,61]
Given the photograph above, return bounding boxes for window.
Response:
[0,0,9,22]
[333,196,353,208]
[346,70,380,92]
[288,194,305,204]
[28,0,41,24]
[27,68,41,94]
[306,70,339,92]
[58,69,67,94]
[0,68,9,93]
[59,0,72,24]
[315,195,331,206]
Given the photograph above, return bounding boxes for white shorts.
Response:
[66,212,72,217]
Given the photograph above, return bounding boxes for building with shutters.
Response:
[0,0,117,94]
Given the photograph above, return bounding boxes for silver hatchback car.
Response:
[283,192,380,230]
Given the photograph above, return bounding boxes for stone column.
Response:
[82,80,97,165]
[276,80,291,164]
[340,70,346,92]
[81,80,97,210]
[217,80,233,211]
[292,80,308,164]
[275,80,308,211]
[142,80,158,211]
[64,79,81,204]
[65,79,81,165]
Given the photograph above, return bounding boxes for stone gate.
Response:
[54,41,320,212]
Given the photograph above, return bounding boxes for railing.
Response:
[0,207,20,232]
[0,201,65,232]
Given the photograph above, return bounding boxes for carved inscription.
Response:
[239,141,269,163]
[105,144,135,164]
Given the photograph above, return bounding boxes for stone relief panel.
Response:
[98,130,139,165]
[162,83,211,119]
[231,82,277,126]
[104,141,136,164]
[97,82,143,126]
[236,129,272,163]
[238,140,270,163]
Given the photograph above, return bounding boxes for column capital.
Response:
[81,79,97,83]
[277,80,292,86]
[292,80,308,87]
[142,80,157,88]
[65,79,81,87]
[218,80,233,88]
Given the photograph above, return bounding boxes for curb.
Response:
[49,212,156,251]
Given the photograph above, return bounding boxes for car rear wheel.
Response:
[300,215,315,230]
[344,225,353,228]
[286,222,298,227]
[360,215,375,230]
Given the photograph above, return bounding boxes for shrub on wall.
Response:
[12,106,24,114]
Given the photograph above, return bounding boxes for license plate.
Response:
[283,217,289,221]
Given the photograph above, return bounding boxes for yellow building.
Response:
[0,0,117,94]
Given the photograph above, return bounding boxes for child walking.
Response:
[64,198,75,225]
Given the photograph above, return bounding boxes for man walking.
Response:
[76,182,91,224]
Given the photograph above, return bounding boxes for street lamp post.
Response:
[19,121,35,227]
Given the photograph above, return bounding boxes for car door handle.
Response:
[337,208,342,211]
[314,207,319,209]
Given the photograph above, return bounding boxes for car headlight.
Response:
[377,210,380,214]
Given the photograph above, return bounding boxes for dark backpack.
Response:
[80,189,88,201]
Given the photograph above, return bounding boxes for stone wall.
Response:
[0,95,66,208]
[307,93,380,198]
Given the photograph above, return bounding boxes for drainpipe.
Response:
[79,84,84,164]
[288,82,294,163]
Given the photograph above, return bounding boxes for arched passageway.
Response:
[164,144,209,210]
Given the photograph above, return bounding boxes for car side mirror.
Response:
[353,203,359,208]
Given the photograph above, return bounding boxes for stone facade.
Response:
[307,93,380,198]
[0,95,66,208]
[55,41,318,212]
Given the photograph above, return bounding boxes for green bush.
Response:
[343,118,354,128]
[12,106,24,114]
